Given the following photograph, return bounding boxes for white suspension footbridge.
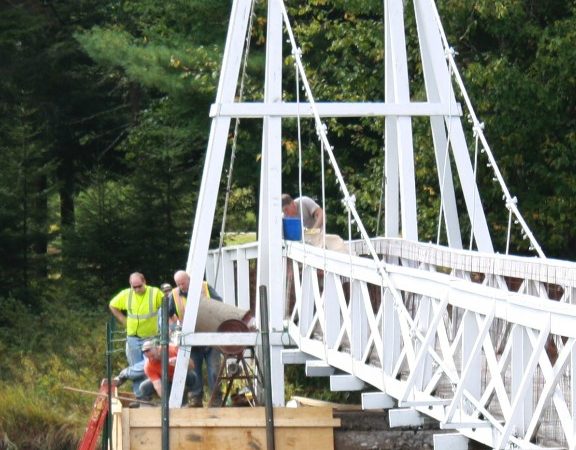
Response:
[168,1,576,449]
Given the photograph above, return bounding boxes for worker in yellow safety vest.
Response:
[167,270,222,407]
[109,272,164,398]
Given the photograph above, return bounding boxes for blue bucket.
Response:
[283,217,302,241]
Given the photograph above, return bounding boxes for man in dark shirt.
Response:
[166,270,223,407]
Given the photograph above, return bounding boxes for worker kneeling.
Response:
[139,339,199,407]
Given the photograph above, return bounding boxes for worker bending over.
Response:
[139,339,198,405]
[282,193,351,254]
[282,193,324,230]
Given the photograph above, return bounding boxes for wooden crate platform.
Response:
[116,406,340,449]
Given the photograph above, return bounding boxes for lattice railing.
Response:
[208,238,576,449]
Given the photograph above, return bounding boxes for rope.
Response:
[214,0,257,285]
[295,60,305,244]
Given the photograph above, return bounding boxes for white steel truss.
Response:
[204,240,576,449]
[170,1,567,448]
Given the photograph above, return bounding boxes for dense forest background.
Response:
[1,0,575,448]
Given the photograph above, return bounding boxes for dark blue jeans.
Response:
[140,371,198,404]
[189,346,222,399]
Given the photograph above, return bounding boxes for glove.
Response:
[113,367,129,386]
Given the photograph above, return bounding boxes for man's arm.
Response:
[152,379,163,397]
[312,206,324,229]
[109,305,127,326]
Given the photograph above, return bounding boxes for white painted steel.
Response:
[285,238,576,448]
[174,1,566,448]
[169,0,254,408]
[209,101,462,118]
[414,0,493,252]
[204,238,576,447]
[389,408,427,427]
[433,433,469,450]
[256,0,285,406]
[305,360,335,377]
[330,374,366,392]
[385,0,418,241]
[361,392,396,410]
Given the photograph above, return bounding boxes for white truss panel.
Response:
[280,237,576,448]
[204,235,576,448]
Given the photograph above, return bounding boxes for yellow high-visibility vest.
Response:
[172,281,210,321]
[109,286,163,337]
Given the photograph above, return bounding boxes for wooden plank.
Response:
[129,425,334,450]
[129,407,340,428]
[123,407,339,449]
[291,395,362,410]
[111,399,123,450]
[121,409,130,450]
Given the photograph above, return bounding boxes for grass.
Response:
[0,293,109,450]
[223,232,257,246]
[0,385,80,450]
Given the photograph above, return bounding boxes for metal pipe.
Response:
[105,319,113,450]
[161,294,170,450]
[259,285,275,450]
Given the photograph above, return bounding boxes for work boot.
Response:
[211,394,223,407]
[188,395,203,407]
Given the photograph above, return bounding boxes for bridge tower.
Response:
[166,2,576,448]
[169,0,495,408]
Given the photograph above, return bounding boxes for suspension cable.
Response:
[296,62,305,243]
[429,0,545,258]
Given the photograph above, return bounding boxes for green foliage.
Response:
[76,26,221,97]
[0,385,80,450]
[0,289,108,449]
[0,102,56,295]
[282,3,388,237]
[285,365,361,404]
